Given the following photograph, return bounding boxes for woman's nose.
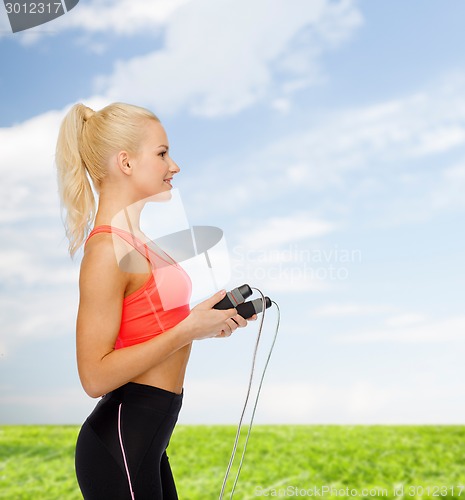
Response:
[169,157,181,173]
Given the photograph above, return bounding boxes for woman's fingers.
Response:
[216,318,236,337]
[216,313,257,338]
[225,318,237,335]
[231,314,247,328]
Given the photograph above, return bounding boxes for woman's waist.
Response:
[129,343,192,395]
[104,381,183,415]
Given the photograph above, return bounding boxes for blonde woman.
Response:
[56,102,252,499]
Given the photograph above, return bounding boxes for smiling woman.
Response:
[56,102,160,256]
[54,102,252,499]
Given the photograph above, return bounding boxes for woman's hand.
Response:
[181,290,251,341]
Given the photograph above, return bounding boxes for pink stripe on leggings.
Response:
[118,403,135,500]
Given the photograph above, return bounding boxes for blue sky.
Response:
[1,0,465,425]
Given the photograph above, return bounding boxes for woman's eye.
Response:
[159,151,167,158]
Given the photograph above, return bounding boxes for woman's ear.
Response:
[116,150,133,176]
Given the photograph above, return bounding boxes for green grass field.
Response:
[1,425,465,499]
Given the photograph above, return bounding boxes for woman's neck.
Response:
[94,195,145,235]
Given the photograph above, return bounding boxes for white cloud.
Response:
[0,5,10,32]
[431,160,465,211]
[0,287,78,351]
[97,0,362,117]
[0,387,95,424]
[409,125,465,156]
[311,303,394,317]
[65,0,191,35]
[1,109,60,165]
[179,71,465,227]
[257,382,403,423]
[4,376,465,424]
[0,105,85,350]
[334,315,465,344]
[0,109,65,223]
[0,97,112,223]
[180,378,465,424]
[0,339,6,358]
[308,76,465,170]
[0,246,79,286]
[1,0,192,43]
[270,98,292,114]
[239,212,334,249]
[0,113,83,292]
[444,163,465,180]
[385,313,426,328]
[228,213,337,293]
[276,84,465,191]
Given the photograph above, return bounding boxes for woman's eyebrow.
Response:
[157,144,169,150]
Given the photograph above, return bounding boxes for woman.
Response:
[55,102,252,499]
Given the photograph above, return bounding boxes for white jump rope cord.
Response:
[229,299,280,498]
[218,289,267,500]
[219,289,281,499]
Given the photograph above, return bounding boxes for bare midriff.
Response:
[130,343,192,395]
[122,267,192,395]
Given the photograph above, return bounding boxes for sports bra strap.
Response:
[85,225,151,263]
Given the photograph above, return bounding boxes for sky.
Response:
[0,0,465,425]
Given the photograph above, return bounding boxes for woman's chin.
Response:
[144,190,173,203]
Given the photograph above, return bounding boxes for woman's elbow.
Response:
[83,384,104,399]
[78,367,105,398]
[80,378,103,398]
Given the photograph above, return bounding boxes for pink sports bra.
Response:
[85,225,192,349]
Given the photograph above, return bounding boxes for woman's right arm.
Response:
[76,236,238,398]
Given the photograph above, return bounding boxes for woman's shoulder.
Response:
[83,230,119,262]
[83,229,149,275]
[80,232,128,288]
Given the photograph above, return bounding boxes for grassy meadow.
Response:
[1,425,465,499]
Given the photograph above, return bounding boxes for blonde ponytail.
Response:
[55,102,159,257]
[56,104,96,257]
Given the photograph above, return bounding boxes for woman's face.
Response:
[130,120,180,199]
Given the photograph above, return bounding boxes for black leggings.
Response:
[75,382,183,499]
